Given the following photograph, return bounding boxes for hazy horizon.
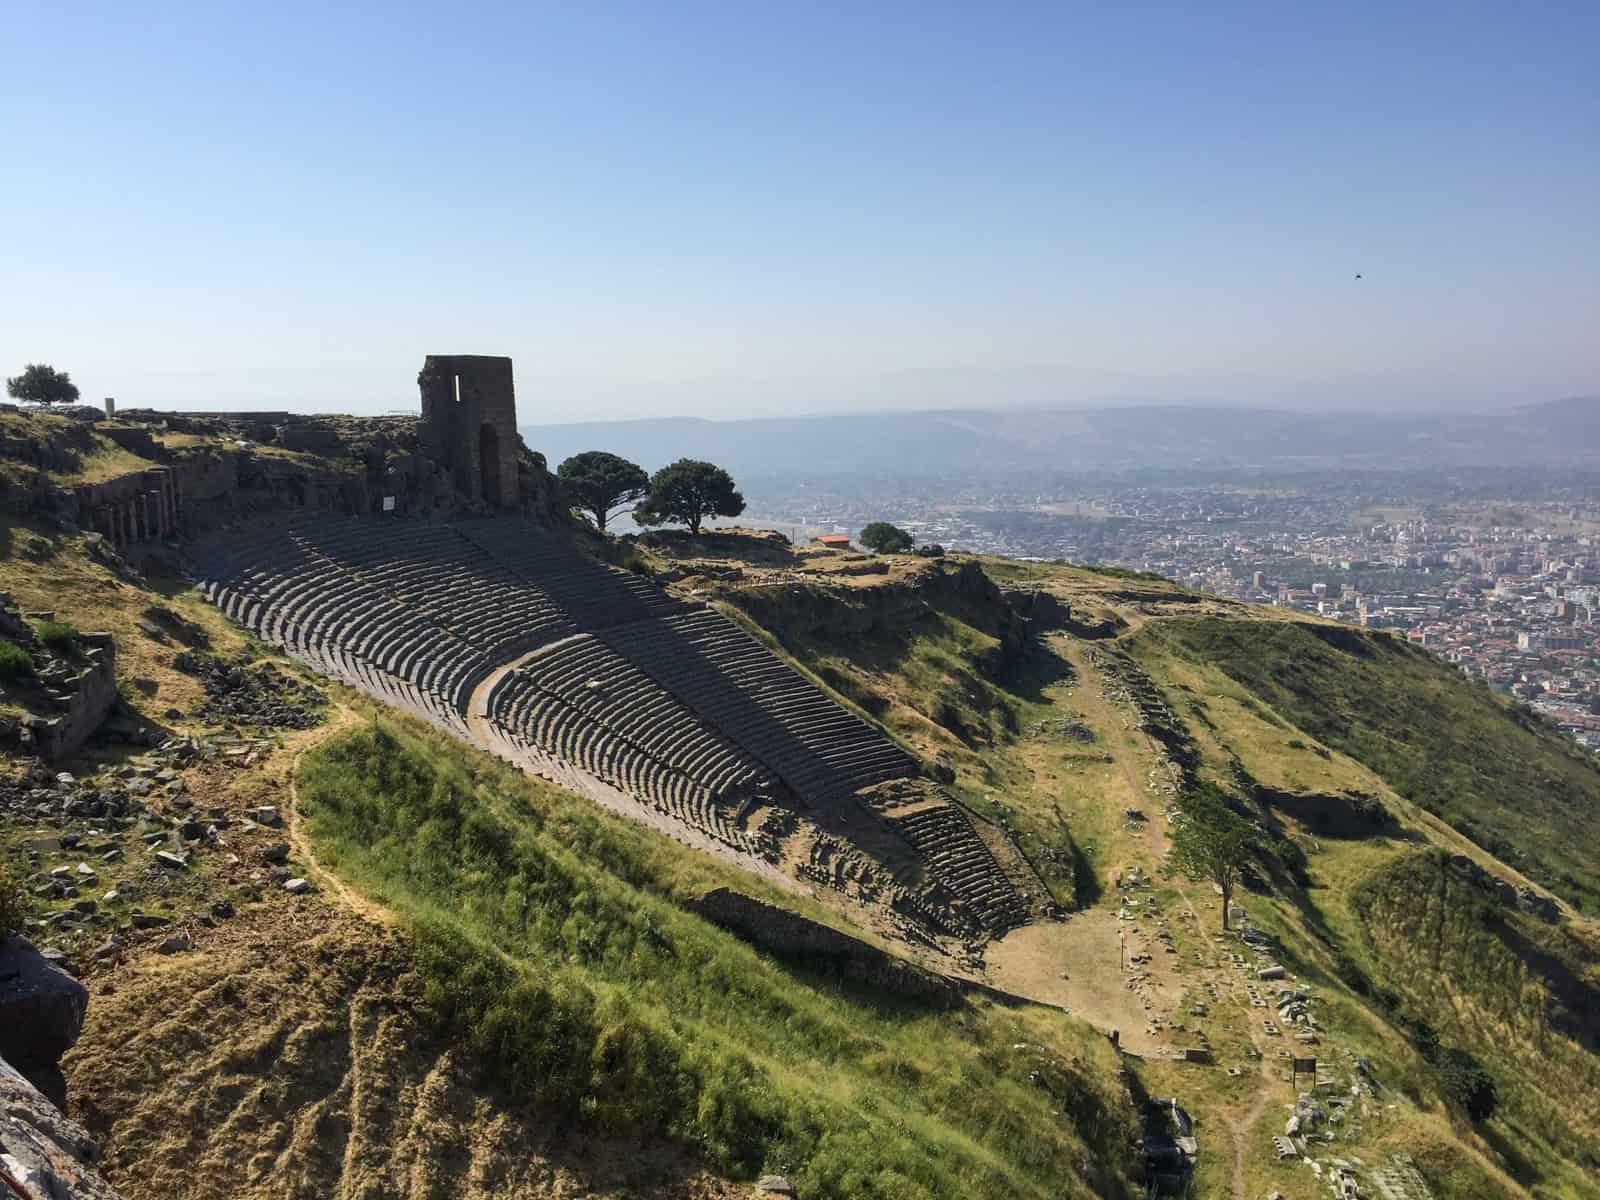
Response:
[5,3,1596,421]
[36,363,1598,425]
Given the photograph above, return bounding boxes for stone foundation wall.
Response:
[19,634,117,762]
[75,469,181,547]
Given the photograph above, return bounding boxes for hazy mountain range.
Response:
[523,395,1600,477]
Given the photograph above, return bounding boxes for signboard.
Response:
[1292,1057,1316,1074]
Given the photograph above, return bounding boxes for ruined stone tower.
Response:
[417,354,519,508]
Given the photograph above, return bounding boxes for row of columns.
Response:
[89,469,182,548]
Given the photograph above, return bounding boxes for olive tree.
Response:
[6,364,80,407]
[859,522,915,553]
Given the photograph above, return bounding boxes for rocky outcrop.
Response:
[0,935,90,1106]
[1001,586,1071,630]
[0,1054,125,1200]
[1447,854,1562,922]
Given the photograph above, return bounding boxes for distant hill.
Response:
[523,397,1600,476]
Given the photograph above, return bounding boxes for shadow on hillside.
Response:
[994,637,1075,703]
[1480,1116,1544,1191]
[1495,921,1600,1049]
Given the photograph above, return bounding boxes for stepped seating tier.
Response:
[189,513,1032,939]
[600,608,919,806]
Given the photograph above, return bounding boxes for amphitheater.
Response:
[186,357,1038,951]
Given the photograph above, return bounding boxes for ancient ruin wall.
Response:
[418,355,520,508]
[17,633,117,763]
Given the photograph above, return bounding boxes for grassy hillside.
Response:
[1350,850,1600,1197]
[1143,616,1600,913]
[298,716,1140,1200]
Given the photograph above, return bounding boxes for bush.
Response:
[36,621,76,651]
[1437,1047,1498,1122]
[0,640,32,681]
[0,865,28,938]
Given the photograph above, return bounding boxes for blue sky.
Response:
[3,1,1596,420]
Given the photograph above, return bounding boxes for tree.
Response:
[859,522,915,554]
[1167,782,1255,930]
[557,451,650,533]
[6,363,80,407]
[633,459,745,536]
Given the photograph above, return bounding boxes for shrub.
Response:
[0,640,32,681]
[36,621,76,651]
[1437,1047,1498,1122]
[0,865,28,938]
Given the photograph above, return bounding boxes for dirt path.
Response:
[1227,1032,1277,1200]
[284,704,397,928]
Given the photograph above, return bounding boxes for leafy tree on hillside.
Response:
[859,522,915,554]
[557,451,650,532]
[6,363,80,407]
[633,459,745,536]
[1168,782,1255,930]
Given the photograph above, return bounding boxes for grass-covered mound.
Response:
[298,717,1139,1200]
[1144,616,1600,913]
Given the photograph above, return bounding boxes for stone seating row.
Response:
[496,710,751,853]
[511,634,766,793]
[886,804,1030,934]
[193,530,490,721]
[600,608,918,805]
[488,664,761,808]
[455,518,679,629]
[288,518,578,663]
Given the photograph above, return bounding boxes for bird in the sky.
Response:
[1355,273,1363,279]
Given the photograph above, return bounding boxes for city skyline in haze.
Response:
[4,1,1596,420]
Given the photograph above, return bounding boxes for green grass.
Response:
[36,619,77,651]
[0,640,30,680]
[298,716,1139,1200]
[1140,616,1600,913]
